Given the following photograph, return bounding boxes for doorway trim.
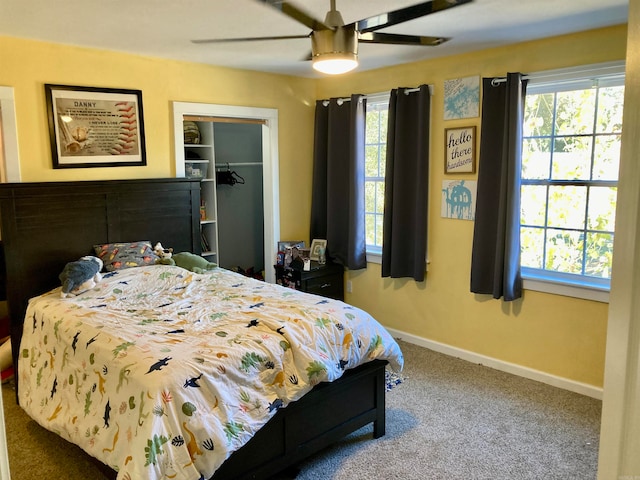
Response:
[172,102,280,284]
[0,86,21,183]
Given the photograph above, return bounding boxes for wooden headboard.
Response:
[0,178,201,382]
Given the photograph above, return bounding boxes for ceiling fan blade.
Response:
[359,32,449,46]
[192,34,310,44]
[354,0,473,33]
[259,0,331,31]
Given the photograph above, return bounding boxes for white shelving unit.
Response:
[182,120,219,263]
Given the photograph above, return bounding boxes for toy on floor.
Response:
[158,252,217,273]
[59,255,103,298]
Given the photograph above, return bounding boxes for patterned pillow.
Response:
[93,241,159,272]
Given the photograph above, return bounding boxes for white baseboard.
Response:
[386,327,603,400]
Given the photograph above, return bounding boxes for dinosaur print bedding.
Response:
[17,264,403,480]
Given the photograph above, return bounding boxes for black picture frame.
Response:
[45,84,147,168]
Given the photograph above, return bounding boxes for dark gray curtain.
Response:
[310,94,367,270]
[470,73,527,301]
[382,85,431,282]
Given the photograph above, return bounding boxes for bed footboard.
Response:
[212,359,388,480]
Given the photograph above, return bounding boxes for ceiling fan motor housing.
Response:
[311,25,358,59]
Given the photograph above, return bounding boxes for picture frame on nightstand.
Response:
[310,239,327,261]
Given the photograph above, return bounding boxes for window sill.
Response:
[365,251,430,271]
[366,252,607,302]
[366,252,608,302]
[523,277,609,303]
[366,252,382,264]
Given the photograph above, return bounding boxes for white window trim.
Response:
[523,277,610,303]
[520,61,625,303]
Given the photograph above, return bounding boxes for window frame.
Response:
[364,92,390,264]
[520,61,625,303]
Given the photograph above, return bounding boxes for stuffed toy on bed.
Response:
[158,252,217,274]
[153,242,173,260]
[59,256,104,298]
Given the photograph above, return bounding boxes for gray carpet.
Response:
[2,340,601,479]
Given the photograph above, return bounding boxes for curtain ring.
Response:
[491,78,502,87]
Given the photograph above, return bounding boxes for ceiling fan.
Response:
[192,0,473,74]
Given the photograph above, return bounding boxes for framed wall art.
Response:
[444,126,476,174]
[45,84,147,168]
[444,75,480,120]
[441,179,477,220]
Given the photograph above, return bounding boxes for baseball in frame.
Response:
[444,126,476,174]
[45,84,147,168]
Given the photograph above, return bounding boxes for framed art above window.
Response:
[45,84,147,168]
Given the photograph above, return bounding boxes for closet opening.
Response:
[173,102,280,284]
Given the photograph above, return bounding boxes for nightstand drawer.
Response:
[303,272,343,300]
[275,262,344,301]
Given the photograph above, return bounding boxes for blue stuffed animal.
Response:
[59,256,104,298]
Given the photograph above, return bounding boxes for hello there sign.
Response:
[444,126,476,174]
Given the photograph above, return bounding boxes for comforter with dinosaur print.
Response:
[18,264,403,480]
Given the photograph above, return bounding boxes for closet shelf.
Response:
[216,162,262,167]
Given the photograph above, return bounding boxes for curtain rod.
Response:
[490,61,626,86]
[321,85,433,106]
[490,75,530,86]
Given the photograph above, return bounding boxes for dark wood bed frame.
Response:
[0,178,387,480]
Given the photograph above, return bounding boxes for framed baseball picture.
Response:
[45,84,147,168]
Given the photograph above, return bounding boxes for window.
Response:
[520,62,625,300]
[364,93,390,257]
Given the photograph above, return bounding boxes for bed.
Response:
[0,178,403,480]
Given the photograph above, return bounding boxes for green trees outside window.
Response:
[521,81,624,285]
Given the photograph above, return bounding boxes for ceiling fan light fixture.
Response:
[311,26,359,75]
[192,0,472,75]
[312,52,358,74]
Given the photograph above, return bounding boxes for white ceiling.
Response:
[0,0,628,78]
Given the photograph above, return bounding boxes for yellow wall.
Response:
[0,24,627,389]
[0,35,317,242]
[317,25,626,388]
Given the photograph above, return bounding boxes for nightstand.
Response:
[275,261,344,301]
